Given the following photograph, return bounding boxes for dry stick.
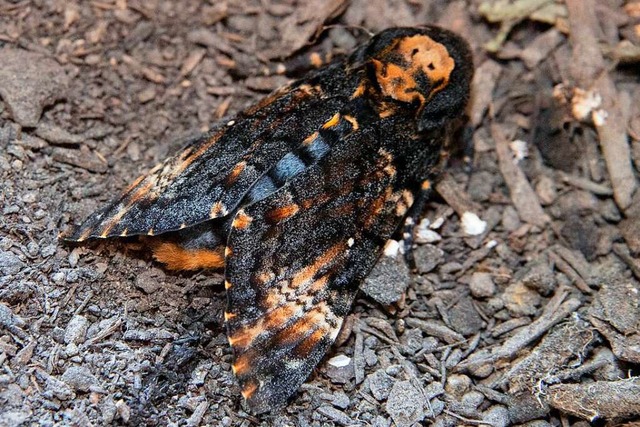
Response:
[457,287,581,372]
[491,123,549,227]
[435,173,482,219]
[548,250,592,294]
[566,0,638,211]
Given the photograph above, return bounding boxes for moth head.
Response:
[354,26,473,131]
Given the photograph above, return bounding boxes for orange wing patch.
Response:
[232,210,254,229]
[224,161,247,187]
[152,242,224,270]
[290,243,344,290]
[265,204,300,224]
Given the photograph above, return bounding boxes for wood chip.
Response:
[548,378,640,421]
[469,60,502,127]
[180,49,206,78]
[492,123,549,227]
[566,0,638,211]
[274,0,348,58]
[435,173,483,219]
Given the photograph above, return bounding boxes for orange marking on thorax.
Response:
[398,35,454,95]
[265,204,300,223]
[373,59,421,105]
[421,179,432,191]
[373,35,455,108]
[152,242,224,270]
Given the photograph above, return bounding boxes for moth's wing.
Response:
[224,127,420,413]
[64,79,347,241]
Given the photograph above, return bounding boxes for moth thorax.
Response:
[372,35,455,107]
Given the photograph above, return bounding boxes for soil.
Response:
[1,0,639,426]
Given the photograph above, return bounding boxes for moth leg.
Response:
[402,181,434,271]
[150,221,227,271]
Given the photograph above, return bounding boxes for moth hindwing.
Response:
[63,26,473,413]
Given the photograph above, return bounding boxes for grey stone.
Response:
[386,380,425,427]
[502,282,541,316]
[64,315,88,345]
[0,250,25,276]
[362,255,411,305]
[482,405,510,427]
[516,256,555,295]
[414,244,444,274]
[399,328,423,356]
[316,405,353,426]
[331,391,350,409]
[0,48,69,127]
[461,390,485,411]
[0,410,30,426]
[0,303,25,328]
[324,356,354,384]
[369,370,395,401]
[448,296,484,336]
[61,366,99,392]
[469,272,496,298]
[445,374,471,398]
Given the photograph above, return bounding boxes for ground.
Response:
[1,0,639,426]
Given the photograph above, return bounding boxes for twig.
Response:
[492,123,549,227]
[566,0,638,211]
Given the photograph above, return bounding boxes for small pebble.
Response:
[413,244,444,274]
[61,366,99,392]
[482,405,510,427]
[445,374,471,397]
[64,315,88,345]
[368,370,395,401]
[331,391,350,409]
[386,380,425,427]
[461,212,486,236]
[502,282,541,316]
[0,251,24,276]
[469,272,496,298]
[0,303,25,328]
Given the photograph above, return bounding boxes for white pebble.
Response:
[461,212,487,236]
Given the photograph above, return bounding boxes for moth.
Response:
[63,26,473,413]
